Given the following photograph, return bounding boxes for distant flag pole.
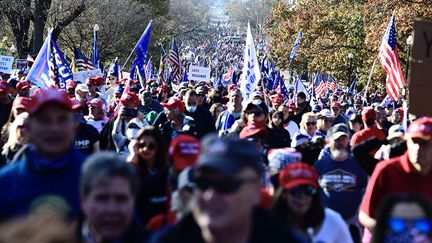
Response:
[92,24,100,69]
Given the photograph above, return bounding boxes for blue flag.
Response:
[92,28,99,69]
[130,20,153,80]
[26,34,51,89]
[289,31,302,62]
[50,39,74,90]
[181,67,188,83]
[231,71,237,85]
[273,72,280,90]
[26,30,73,90]
[348,77,357,95]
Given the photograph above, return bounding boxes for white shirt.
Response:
[86,116,109,133]
[313,208,353,243]
[285,120,299,140]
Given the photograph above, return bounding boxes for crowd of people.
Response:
[0,33,431,243]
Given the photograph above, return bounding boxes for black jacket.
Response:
[150,208,307,243]
[184,105,216,139]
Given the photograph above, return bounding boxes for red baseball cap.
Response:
[16,81,31,91]
[239,125,268,139]
[161,97,185,113]
[12,97,31,110]
[406,117,432,142]
[87,98,104,108]
[0,80,9,93]
[70,98,82,110]
[361,107,377,122]
[169,135,201,171]
[120,92,139,106]
[28,88,73,115]
[279,162,319,190]
[66,80,78,90]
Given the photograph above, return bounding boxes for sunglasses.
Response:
[247,110,263,116]
[324,119,333,123]
[288,185,317,198]
[306,122,317,126]
[139,142,157,150]
[195,177,258,194]
[388,217,432,234]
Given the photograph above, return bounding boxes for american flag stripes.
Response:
[73,48,95,71]
[169,39,181,82]
[327,74,338,92]
[379,15,405,101]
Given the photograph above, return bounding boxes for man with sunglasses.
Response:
[314,124,368,241]
[359,117,432,240]
[151,137,305,243]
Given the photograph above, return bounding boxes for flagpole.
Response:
[363,56,378,101]
[122,20,153,70]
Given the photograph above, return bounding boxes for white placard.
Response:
[188,65,211,82]
[0,55,15,74]
[73,69,103,83]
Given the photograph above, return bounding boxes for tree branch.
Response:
[52,2,86,40]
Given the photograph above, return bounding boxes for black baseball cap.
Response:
[195,136,264,177]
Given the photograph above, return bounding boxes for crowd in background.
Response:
[0,28,431,243]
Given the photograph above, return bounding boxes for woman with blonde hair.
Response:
[291,112,324,164]
[1,112,29,166]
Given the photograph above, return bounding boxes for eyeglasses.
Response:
[388,217,432,234]
[306,122,317,126]
[195,177,258,194]
[139,142,157,151]
[288,185,317,198]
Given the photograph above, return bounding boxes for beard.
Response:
[330,148,349,161]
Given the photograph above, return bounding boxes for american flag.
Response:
[315,74,327,97]
[379,15,405,101]
[169,39,181,82]
[73,47,95,71]
[223,66,233,81]
[327,74,338,92]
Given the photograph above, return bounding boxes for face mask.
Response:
[186,105,197,113]
[126,128,139,140]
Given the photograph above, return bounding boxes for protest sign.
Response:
[409,21,432,117]
[73,69,103,83]
[188,65,211,82]
[0,55,14,74]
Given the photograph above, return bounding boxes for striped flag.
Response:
[289,31,302,62]
[157,50,167,84]
[223,66,233,81]
[169,39,181,82]
[73,47,95,71]
[379,15,405,101]
[315,74,327,97]
[327,74,337,92]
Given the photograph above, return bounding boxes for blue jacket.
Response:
[0,147,85,220]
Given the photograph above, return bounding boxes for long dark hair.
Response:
[372,194,432,243]
[136,126,168,171]
[270,187,325,231]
